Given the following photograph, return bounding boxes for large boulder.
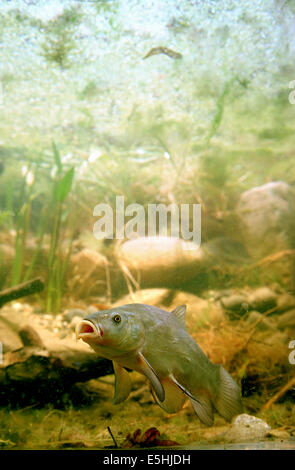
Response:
[115,236,206,290]
[236,182,295,259]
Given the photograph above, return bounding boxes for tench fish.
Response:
[76,303,243,425]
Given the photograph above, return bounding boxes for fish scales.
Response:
[76,303,243,425]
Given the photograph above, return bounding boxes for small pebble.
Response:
[267,429,290,440]
[223,414,271,443]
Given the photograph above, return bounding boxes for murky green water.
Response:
[1,0,295,156]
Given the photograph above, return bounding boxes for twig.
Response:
[0,277,44,308]
[240,249,295,274]
[58,423,64,441]
[118,261,140,297]
[261,376,295,412]
[107,426,118,448]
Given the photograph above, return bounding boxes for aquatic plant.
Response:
[11,164,36,286]
[78,81,100,100]
[0,143,76,313]
[41,31,76,69]
[46,142,75,313]
[40,6,82,68]
[0,210,13,229]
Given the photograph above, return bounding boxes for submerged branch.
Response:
[261,376,295,412]
[0,277,44,308]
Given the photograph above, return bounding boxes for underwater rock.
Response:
[113,288,173,307]
[267,429,291,440]
[115,236,206,290]
[202,237,250,266]
[221,294,250,314]
[221,287,278,315]
[276,293,295,313]
[248,287,277,312]
[223,414,271,443]
[0,317,23,353]
[19,325,45,348]
[170,291,225,328]
[236,182,295,259]
[277,309,295,330]
[263,330,289,348]
[246,311,277,331]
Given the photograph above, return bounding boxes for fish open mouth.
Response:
[76,320,103,341]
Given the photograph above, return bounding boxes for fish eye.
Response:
[112,314,121,324]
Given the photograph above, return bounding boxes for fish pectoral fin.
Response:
[170,374,214,426]
[137,352,165,402]
[112,361,131,404]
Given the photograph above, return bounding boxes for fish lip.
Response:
[76,319,103,341]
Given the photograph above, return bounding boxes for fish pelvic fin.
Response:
[112,361,132,404]
[170,374,214,426]
[213,365,243,422]
[137,352,165,402]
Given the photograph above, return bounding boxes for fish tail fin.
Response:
[213,365,243,422]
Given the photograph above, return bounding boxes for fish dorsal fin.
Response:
[137,352,165,402]
[112,361,132,405]
[171,305,186,326]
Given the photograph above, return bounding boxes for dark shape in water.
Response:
[143,47,183,60]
